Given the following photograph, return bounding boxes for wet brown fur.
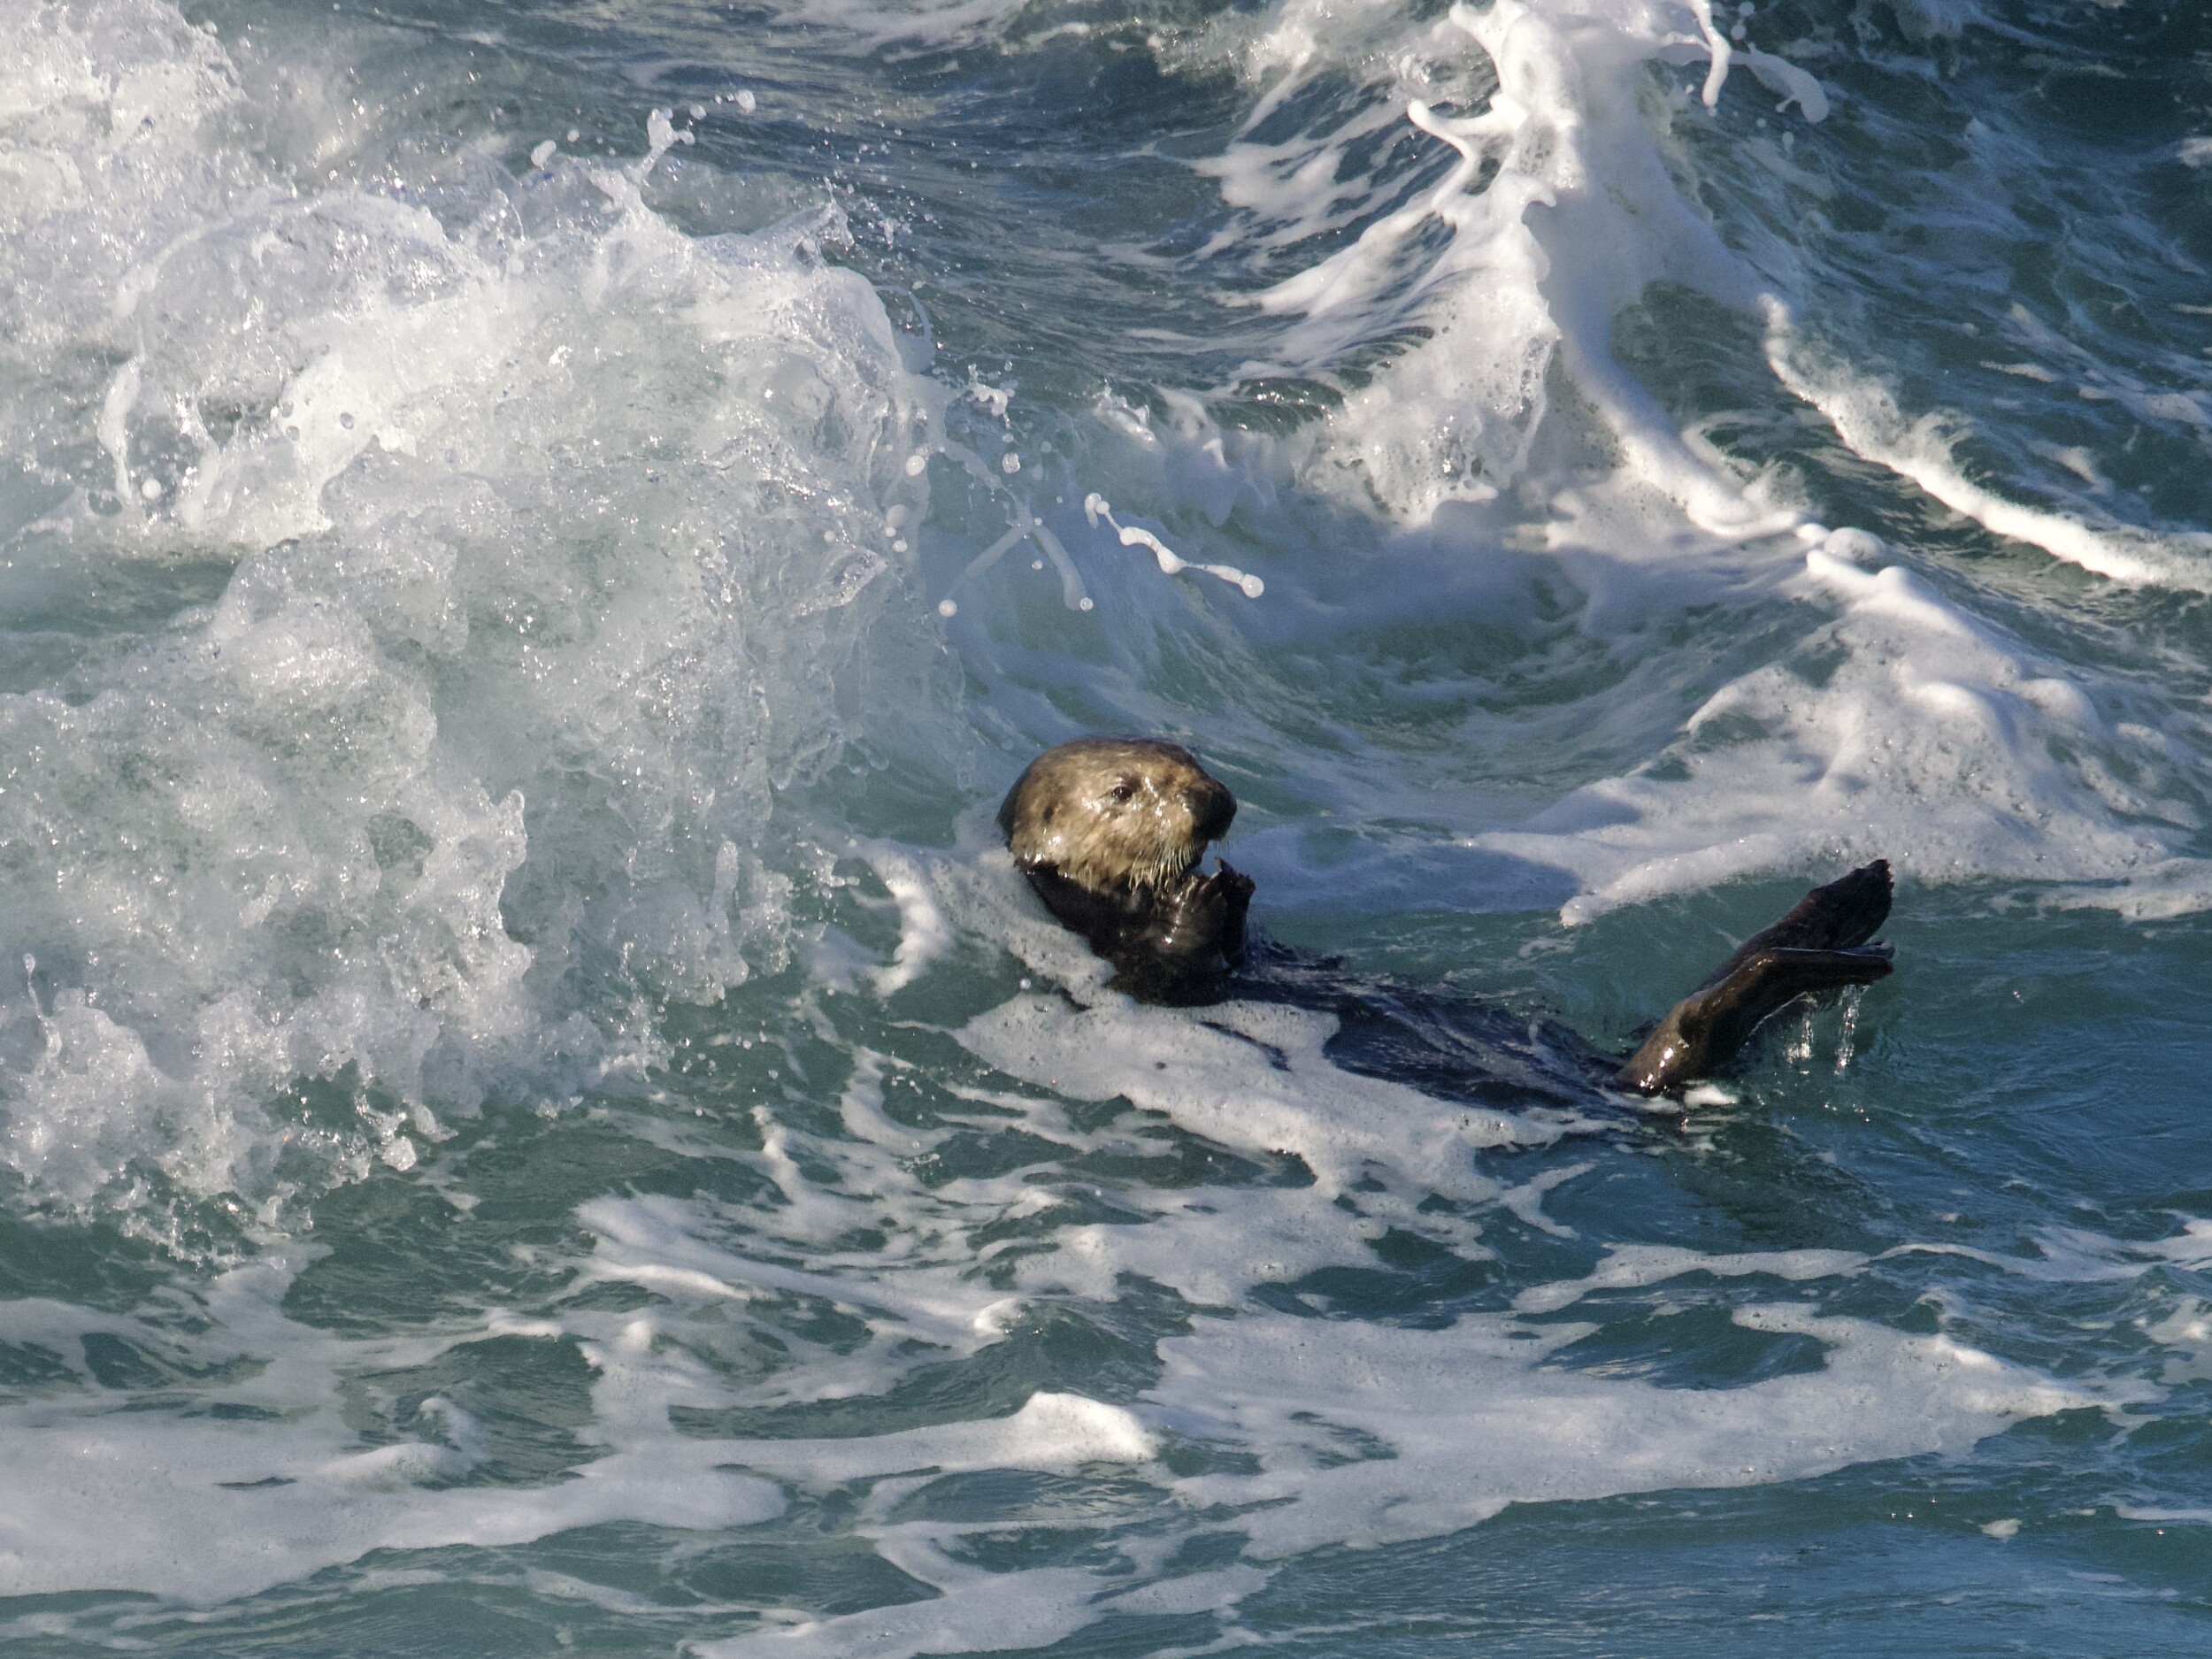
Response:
[998,737,1251,1002]
[1612,862,1893,1094]
[1002,735,1896,1091]
[999,737,1234,894]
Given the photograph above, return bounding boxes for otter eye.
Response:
[1108,779,1138,805]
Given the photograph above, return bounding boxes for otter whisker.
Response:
[1128,844,1201,894]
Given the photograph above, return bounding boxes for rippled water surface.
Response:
[5,0,2212,1652]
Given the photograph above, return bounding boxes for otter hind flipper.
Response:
[1617,862,1897,1096]
[1709,944,1894,1031]
[1614,945,1893,1095]
[1701,860,1892,986]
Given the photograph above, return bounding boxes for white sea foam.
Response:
[0,1257,786,1602]
[1764,303,2212,589]
[0,1,2193,1644]
[1204,0,1796,533]
[971,992,1544,1172]
[0,0,956,1224]
[1476,535,2212,921]
[0,972,2119,1640]
[582,1193,1025,1354]
[1512,1241,1869,1314]
[695,1543,1266,1659]
[1197,0,2200,599]
[503,1044,2120,1652]
[702,1390,1156,1482]
[1150,1302,2119,1557]
[1896,1217,2212,1287]
[1133,0,2212,928]
[695,1542,1148,1659]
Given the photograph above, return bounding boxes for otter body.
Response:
[1001,736,1894,1097]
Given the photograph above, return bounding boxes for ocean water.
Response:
[4,0,2212,1650]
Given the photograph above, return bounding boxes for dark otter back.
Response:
[1232,938,1615,1114]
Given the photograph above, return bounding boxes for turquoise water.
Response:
[4,0,2212,1651]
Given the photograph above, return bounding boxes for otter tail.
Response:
[1615,862,1895,1096]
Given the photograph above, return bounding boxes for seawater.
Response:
[3,0,2211,1651]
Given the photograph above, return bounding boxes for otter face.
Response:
[997,737,1237,895]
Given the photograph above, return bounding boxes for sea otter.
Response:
[999,736,1894,1097]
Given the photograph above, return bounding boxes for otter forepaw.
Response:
[1209,860,1255,959]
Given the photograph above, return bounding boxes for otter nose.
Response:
[1190,776,1237,844]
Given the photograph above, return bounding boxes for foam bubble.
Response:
[1080,493,1265,599]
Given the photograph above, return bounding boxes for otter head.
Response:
[997,736,1237,897]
